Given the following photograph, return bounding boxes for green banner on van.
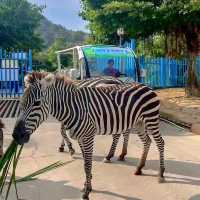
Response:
[82,46,133,58]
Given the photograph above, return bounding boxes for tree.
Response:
[81,0,200,96]
[33,38,73,72]
[0,0,43,50]
[47,38,72,69]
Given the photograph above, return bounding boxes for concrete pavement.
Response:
[2,118,200,200]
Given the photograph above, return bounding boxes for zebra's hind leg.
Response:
[103,134,121,163]
[135,130,151,176]
[152,130,165,183]
[118,132,129,161]
[60,123,75,156]
[79,136,94,200]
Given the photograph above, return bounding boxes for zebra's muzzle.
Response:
[12,120,30,145]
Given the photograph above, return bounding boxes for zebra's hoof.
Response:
[59,147,65,152]
[134,169,142,175]
[81,184,92,193]
[117,156,125,161]
[81,195,89,200]
[158,177,165,183]
[103,158,112,163]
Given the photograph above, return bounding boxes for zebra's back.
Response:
[79,83,159,135]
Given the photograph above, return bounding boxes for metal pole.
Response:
[57,53,61,72]
[73,49,76,68]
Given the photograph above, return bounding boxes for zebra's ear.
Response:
[24,75,30,88]
[41,73,55,91]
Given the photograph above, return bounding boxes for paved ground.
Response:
[2,118,200,200]
[157,88,200,133]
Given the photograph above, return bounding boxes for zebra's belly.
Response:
[95,119,131,135]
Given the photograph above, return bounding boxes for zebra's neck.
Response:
[48,80,83,129]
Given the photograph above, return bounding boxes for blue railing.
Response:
[138,56,189,88]
[0,49,32,98]
[125,39,200,88]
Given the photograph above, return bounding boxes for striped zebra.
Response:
[59,77,132,162]
[0,77,130,162]
[13,72,165,200]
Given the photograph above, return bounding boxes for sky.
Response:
[28,0,88,32]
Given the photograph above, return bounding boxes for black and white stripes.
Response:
[13,72,165,200]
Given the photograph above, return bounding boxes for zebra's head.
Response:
[13,72,55,145]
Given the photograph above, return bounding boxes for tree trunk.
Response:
[185,26,200,96]
[186,54,200,96]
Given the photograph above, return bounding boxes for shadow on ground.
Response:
[188,194,200,200]
[73,153,200,187]
[11,178,141,200]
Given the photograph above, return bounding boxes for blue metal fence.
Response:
[124,40,200,88]
[138,56,189,88]
[0,49,32,98]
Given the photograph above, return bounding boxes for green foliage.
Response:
[47,38,73,68]
[33,38,73,72]
[33,18,88,72]
[136,35,166,57]
[0,0,43,50]
[0,140,72,199]
[80,0,200,56]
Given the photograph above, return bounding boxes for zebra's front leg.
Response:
[118,132,129,161]
[135,131,151,176]
[104,134,120,163]
[79,137,94,200]
[60,123,75,156]
[59,138,65,152]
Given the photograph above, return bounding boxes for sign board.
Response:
[82,46,133,58]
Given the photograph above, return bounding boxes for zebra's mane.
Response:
[25,72,73,86]
[55,73,73,84]
[25,72,49,84]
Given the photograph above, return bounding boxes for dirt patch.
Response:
[156,88,200,134]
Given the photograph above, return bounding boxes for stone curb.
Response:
[160,110,200,135]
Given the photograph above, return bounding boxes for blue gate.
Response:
[0,49,32,98]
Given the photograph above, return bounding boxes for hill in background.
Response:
[38,17,88,48]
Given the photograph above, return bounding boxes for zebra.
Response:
[26,74,130,160]
[58,77,133,162]
[0,77,130,161]
[13,72,165,200]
